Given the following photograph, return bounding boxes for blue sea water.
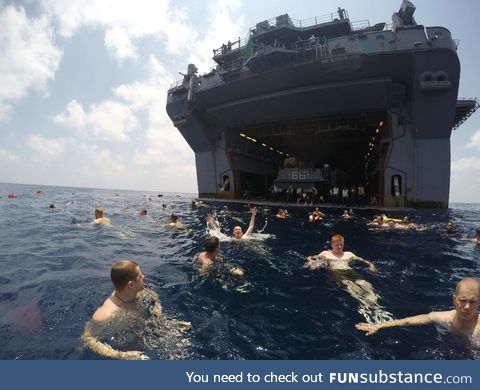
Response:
[0,182,479,360]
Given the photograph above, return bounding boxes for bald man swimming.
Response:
[356,277,480,342]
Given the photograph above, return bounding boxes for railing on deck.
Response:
[169,10,386,89]
[250,10,350,32]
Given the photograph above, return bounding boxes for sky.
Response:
[0,0,479,202]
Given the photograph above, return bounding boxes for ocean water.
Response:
[0,182,479,360]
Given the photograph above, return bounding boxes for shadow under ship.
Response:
[166,0,478,208]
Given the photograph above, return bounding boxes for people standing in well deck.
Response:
[357,184,366,207]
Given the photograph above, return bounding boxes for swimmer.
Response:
[232,207,257,240]
[163,213,184,228]
[401,216,416,229]
[356,277,480,344]
[191,199,208,208]
[388,219,412,230]
[446,221,455,234]
[308,207,323,222]
[196,236,244,277]
[219,205,230,216]
[81,260,152,360]
[368,215,385,228]
[207,207,258,240]
[82,260,191,360]
[305,234,392,323]
[341,209,351,220]
[276,209,288,219]
[49,204,56,209]
[139,209,148,216]
[460,226,480,245]
[92,208,112,226]
[305,234,377,272]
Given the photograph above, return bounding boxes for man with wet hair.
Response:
[206,207,258,240]
[356,277,480,341]
[92,207,112,226]
[446,221,455,234]
[196,236,243,277]
[82,260,192,360]
[305,234,391,323]
[232,207,257,240]
[82,260,152,360]
[163,213,184,228]
[305,234,376,272]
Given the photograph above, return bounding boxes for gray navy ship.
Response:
[166,1,478,208]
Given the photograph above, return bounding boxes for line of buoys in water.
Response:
[7,193,17,198]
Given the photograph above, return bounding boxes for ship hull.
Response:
[167,19,463,208]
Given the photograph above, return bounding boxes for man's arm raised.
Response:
[206,214,220,231]
[243,207,257,237]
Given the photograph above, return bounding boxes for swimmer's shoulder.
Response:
[318,250,331,257]
[428,310,455,326]
[92,297,118,322]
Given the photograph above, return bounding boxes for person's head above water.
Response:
[95,208,104,218]
[446,221,454,233]
[232,226,243,239]
[475,226,480,238]
[330,234,345,254]
[170,214,178,223]
[204,236,220,255]
[110,260,144,293]
[453,277,480,321]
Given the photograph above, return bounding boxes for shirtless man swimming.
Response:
[82,260,190,360]
[196,236,244,277]
[82,260,152,359]
[305,233,377,272]
[92,207,112,226]
[163,213,184,228]
[207,207,257,240]
[308,207,323,222]
[305,234,391,323]
[356,277,480,343]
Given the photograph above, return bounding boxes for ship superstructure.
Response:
[166,1,478,207]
